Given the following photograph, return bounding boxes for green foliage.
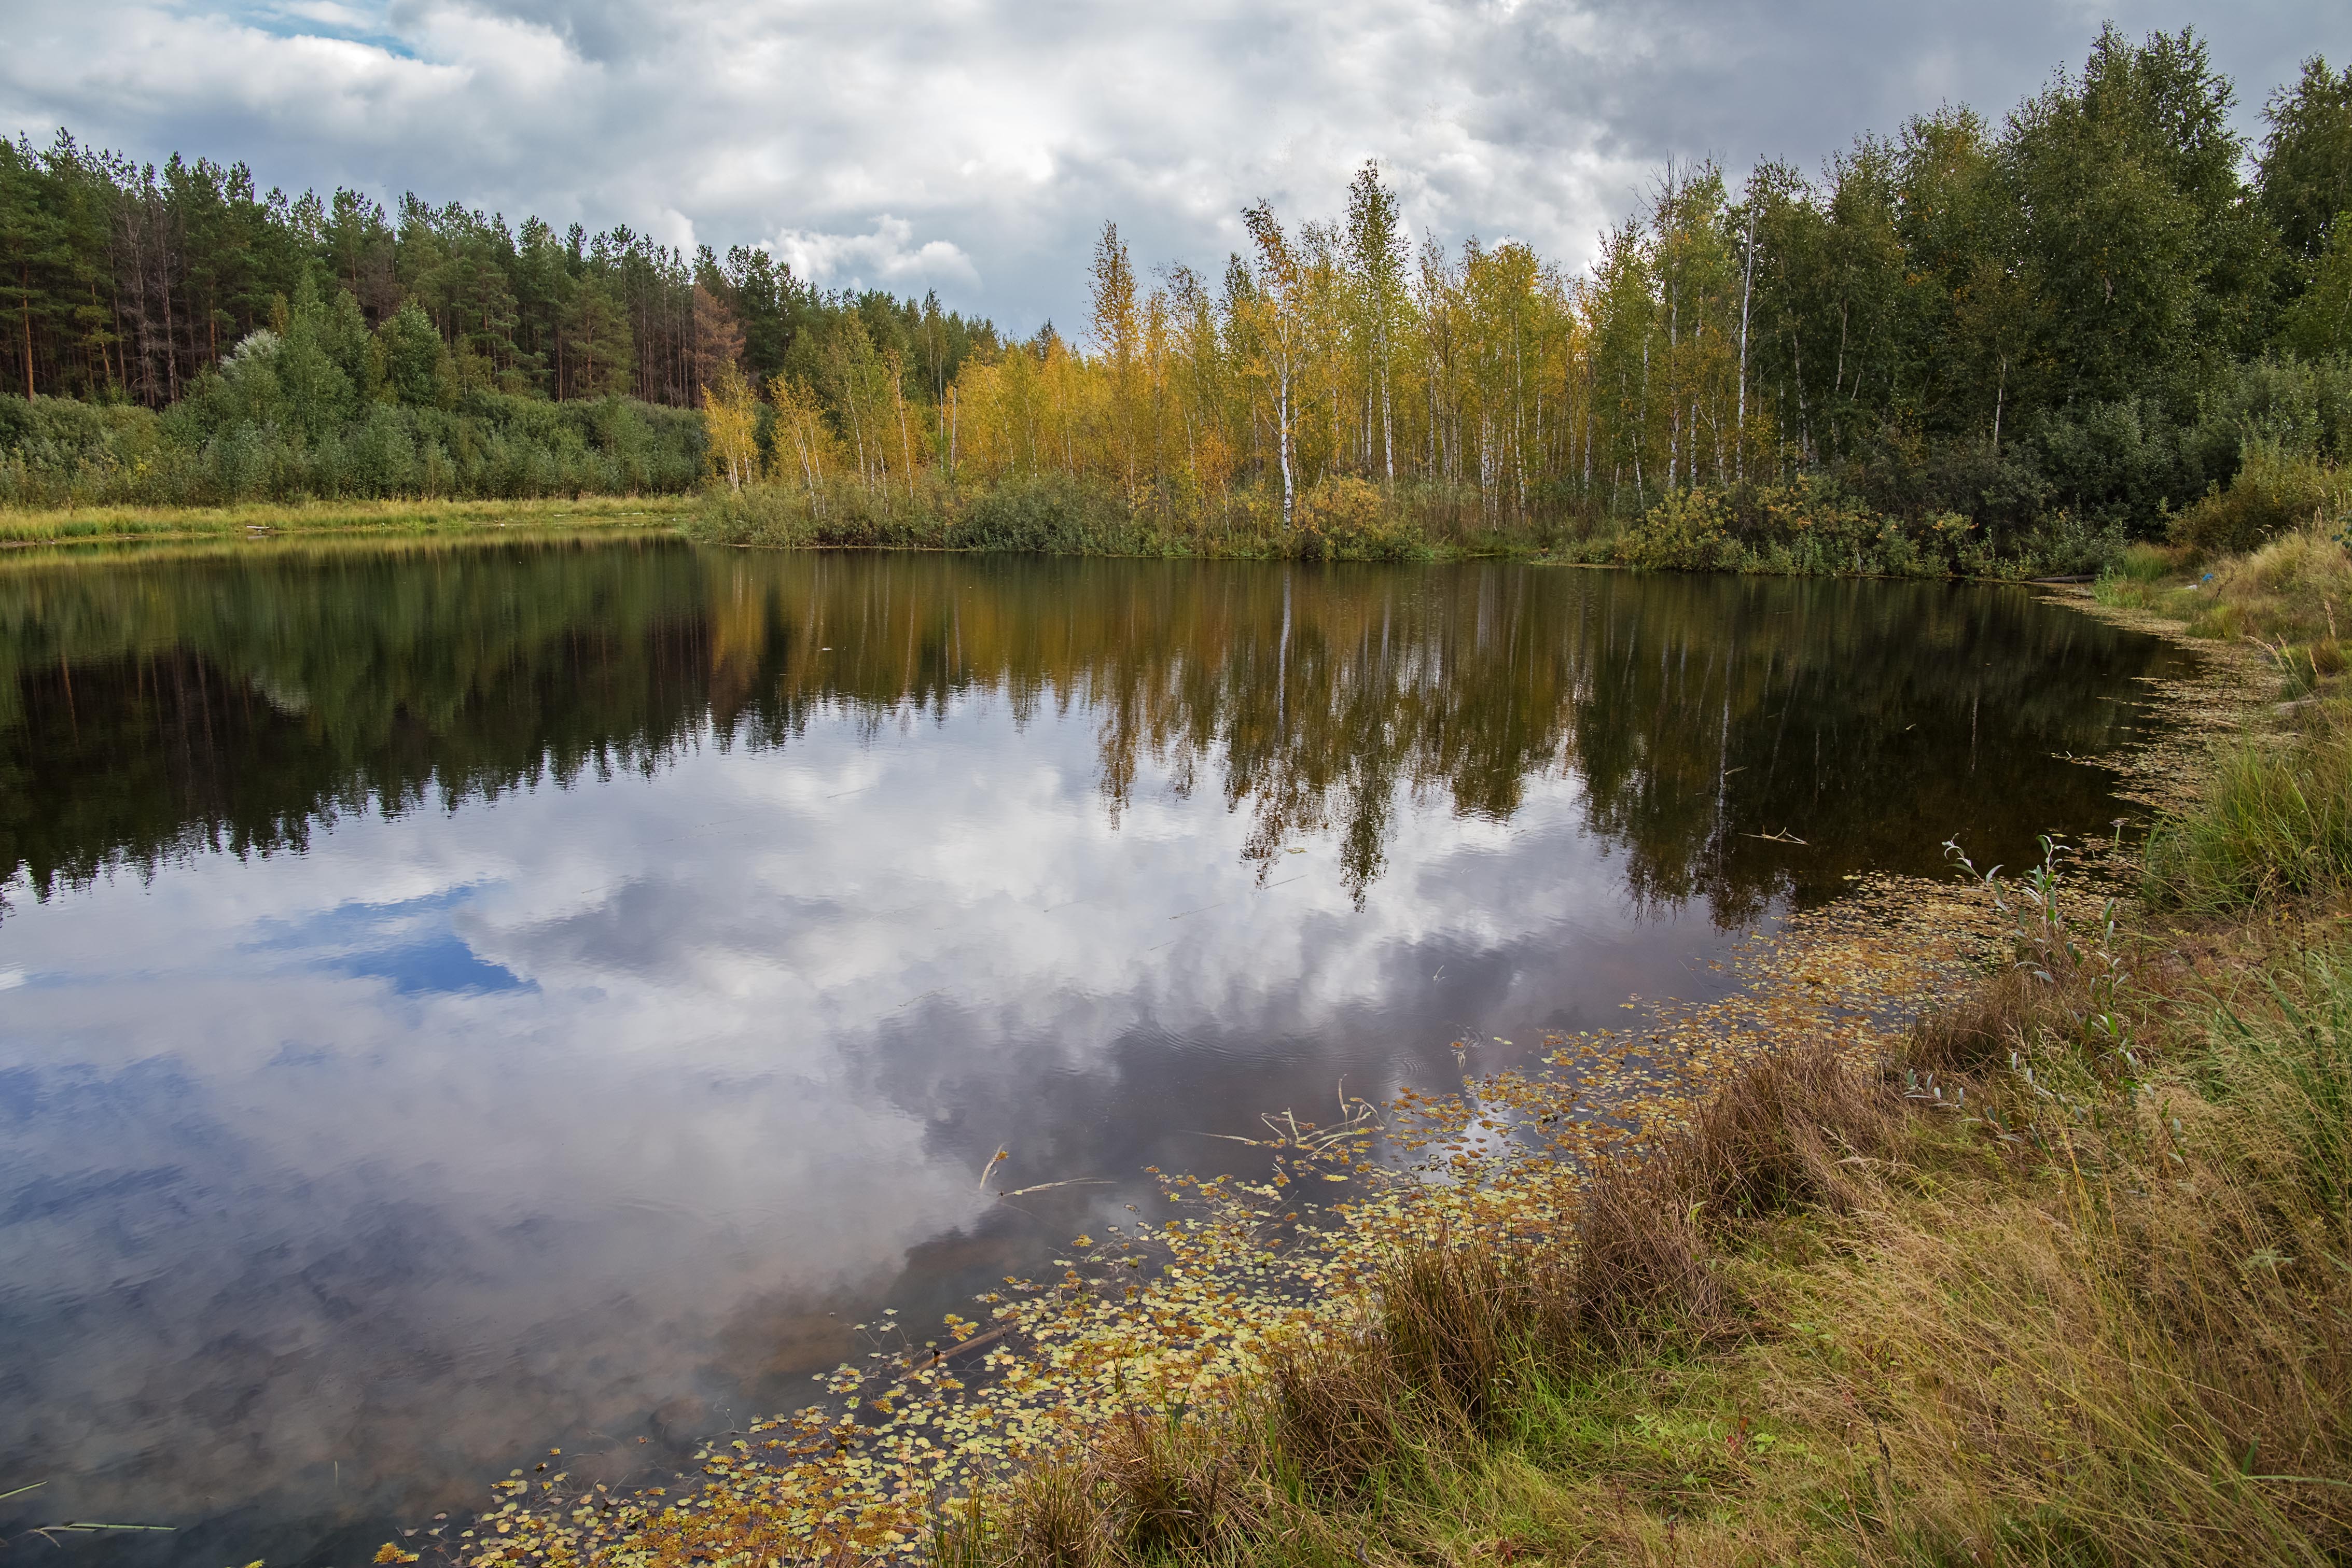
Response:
[0,383,704,506]
[0,130,1000,451]
[2171,438,2350,557]
[0,241,713,507]
[956,472,1139,553]
[1614,476,2120,578]
[2197,351,2352,458]
[2257,55,2352,264]
[2003,27,2270,407]
[2147,701,2352,913]
[2279,226,2352,359]
[1615,486,1742,571]
[377,301,451,409]
[1687,30,2331,547]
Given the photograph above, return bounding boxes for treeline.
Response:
[703,27,2352,570]
[0,137,999,505]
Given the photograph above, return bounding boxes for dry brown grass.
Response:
[937,920,2352,1567]
[2184,521,2352,659]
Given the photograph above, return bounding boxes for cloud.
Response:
[0,680,1705,1548]
[768,215,983,296]
[0,0,2343,328]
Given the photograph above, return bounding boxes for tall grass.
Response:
[2145,702,2352,913]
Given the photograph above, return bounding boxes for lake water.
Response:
[0,537,2192,1565]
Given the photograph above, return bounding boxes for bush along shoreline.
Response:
[680,454,2302,580]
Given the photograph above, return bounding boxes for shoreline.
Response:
[0,495,699,549]
[411,538,2349,1565]
[4,491,2123,584]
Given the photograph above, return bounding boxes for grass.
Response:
[2144,699,2352,914]
[2098,521,2349,658]
[917,541,2352,1565]
[0,493,696,546]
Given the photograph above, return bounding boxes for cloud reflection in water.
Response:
[0,543,2190,1565]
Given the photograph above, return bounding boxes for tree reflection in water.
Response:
[1,538,2187,926]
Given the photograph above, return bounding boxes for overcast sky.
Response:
[2,0,2346,332]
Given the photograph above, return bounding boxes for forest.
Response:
[5,26,2351,571]
[0,145,997,507]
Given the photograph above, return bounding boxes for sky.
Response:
[1,0,2346,333]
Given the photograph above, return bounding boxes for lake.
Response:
[0,537,2191,1565]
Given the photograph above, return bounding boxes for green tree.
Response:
[275,272,356,439]
[377,300,450,407]
[2004,26,2268,410]
[2259,57,2352,267]
[1345,163,1409,484]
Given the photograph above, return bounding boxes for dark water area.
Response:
[0,537,2193,1566]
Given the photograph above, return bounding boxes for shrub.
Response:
[0,389,703,507]
[1615,477,2126,578]
[1616,486,1739,570]
[1289,476,1424,562]
[955,473,1133,553]
[2172,437,2350,558]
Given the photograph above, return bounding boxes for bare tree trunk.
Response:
[1791,330,1810,468]
[1635,331,1649,509]
[1381,361,1394,483]
[1992,355,2006,456]
[1736,214,1755,483]
[1276,362,1294,527]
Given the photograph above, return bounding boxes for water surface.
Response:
[0,539,2191,1565]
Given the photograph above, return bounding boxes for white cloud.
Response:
[0,684,1705,1533]
[768,215,982,295]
